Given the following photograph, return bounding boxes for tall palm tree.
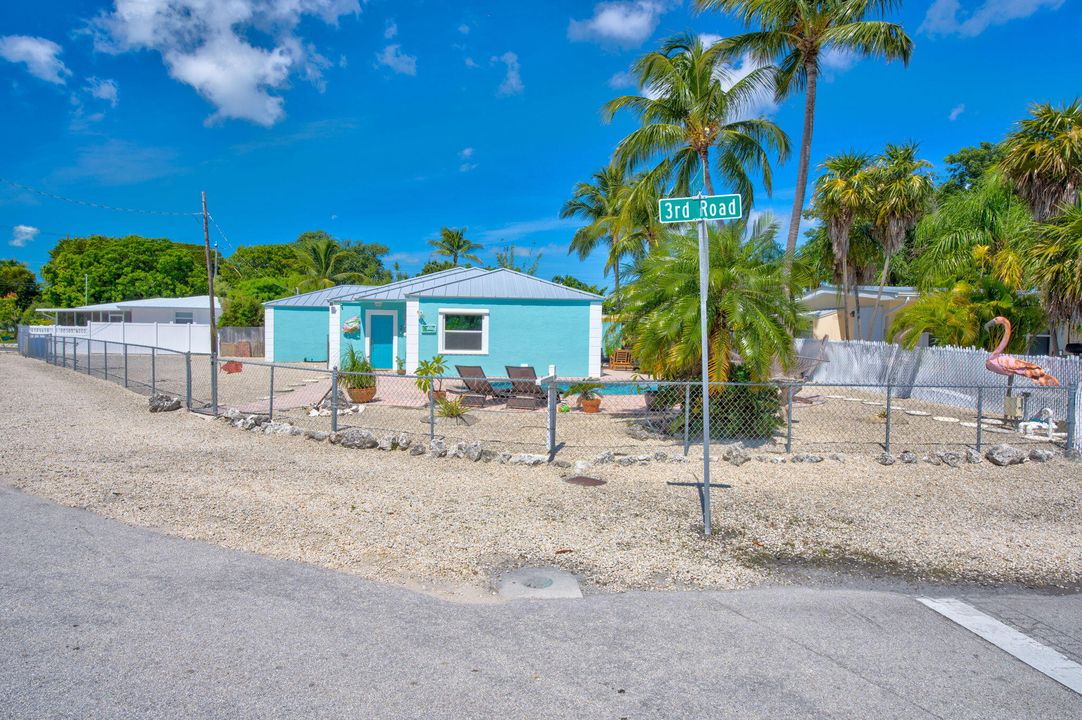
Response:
[810,151,873,339]
[1000,99,1082,222]
[696,0,913,267]
[1030,201,1082,353]
[616,214,805,382]
[867,143,934,328]
[294,238,367,291]
[603,34,789,203]
[428,227,482,265]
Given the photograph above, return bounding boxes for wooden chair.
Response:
[448,365,512,407]
[609,348,634,371]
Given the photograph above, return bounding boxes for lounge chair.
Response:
[505,365,555,409]
[448,365,512,407]
[609,348,634,371]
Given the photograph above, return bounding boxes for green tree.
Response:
[809,152,873,339]
[1030,201,1082,353]
[294,238,368,291]
[561,164,640,300]
[867,143,934,323]
[1000,99,1082,221]
[941,142,1004,195]
[552,275,607,296]
[616,215,805,382]
[418,259,458,276]
[697,0,912,266]
[494,244,543,275]
[890,278,1045,352]
[40,235,209,307]
[603,34,789,203]
[222,244,306,282]
[336,240,392,284]
[0,294,18,338]
[0,259,40,310]
[428,227,482,266]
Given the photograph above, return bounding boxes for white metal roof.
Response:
[264,285,374,308]
[336,267,487,302]
[38,295,221,313]
[801,284,920,302]
[410,268,603,301]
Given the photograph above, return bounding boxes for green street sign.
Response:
[658,194,742,223]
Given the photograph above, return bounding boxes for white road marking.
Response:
[918,596,1082,695]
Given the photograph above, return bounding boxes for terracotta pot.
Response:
[397,369,406,375]
[348,386,376,403]
[580,397,602,414]
[431,390,448,402]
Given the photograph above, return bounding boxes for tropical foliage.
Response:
[1000,99,1082,221]
[428,227,482,266]
[494,244,543,275]
[1030,202,1082,337]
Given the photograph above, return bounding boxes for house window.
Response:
[174,311,194,324]
[438,310,488,354]
[107,313,125,323]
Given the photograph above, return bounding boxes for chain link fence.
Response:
[16,326,1080,460]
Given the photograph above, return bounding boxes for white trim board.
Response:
[405,300,420,372]
[917,597,1082,695]
[364,308,399,369]
[264,307,275,362]
[327,305,341,369]
[588,302,602,377]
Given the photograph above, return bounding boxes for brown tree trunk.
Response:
[785,62,818,276]
[871,254,893,342]
[699,150,715,195]
[840,254,851,341]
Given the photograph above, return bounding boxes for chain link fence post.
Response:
[1067,382,1078,452]
[210,354,219,416]
[885,380,893,454]
[151,346,157,395]
[546,376,557,460]
[976,386,984,451]
[86,339,92,376]
[185,352,192,410]
[785,383,794,453]
[331,366,339,433]
[682,383,691,456]
[104,341,109,381]
[428,388,435,444]
[268,363,275,421]
[61,336,67,367]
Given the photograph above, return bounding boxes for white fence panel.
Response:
[37,322,212,353]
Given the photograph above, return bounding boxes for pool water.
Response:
[490,381,658,396]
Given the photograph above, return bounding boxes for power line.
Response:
[0,177,202,217]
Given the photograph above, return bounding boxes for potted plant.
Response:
[341,345,377,403]
[415,354,448,401]
[567,380,604,413]
[396,357,407,375]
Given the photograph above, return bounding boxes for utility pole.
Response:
[202,191,218,356]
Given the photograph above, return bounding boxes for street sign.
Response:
[658,194,742,223]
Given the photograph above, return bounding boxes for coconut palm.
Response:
[616,214,805,382]
[561,164,635,299]
[294,238,367,291]
[1030,201,1082,353]
[867,143,934,327]
[1000,99,1082,222]
[810,152,873,339]
[695,0,912,268]
[428,227,482,266]
[603,34,789,203]
[911,169,1033,292]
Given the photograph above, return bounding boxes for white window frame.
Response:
[174,311,194,325]
[107,312,125,323]
[437,308,489,355]
[364,309,399,367]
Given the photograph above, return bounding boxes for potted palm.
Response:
[396,357,407,375]
[567,380,604,413]
[415,354,448,401]
[341,345,377,403]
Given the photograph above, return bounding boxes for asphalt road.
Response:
[2,486,1080,719]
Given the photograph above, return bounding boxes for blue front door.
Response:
[369,314,394,369]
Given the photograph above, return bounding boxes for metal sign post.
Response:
[659,191,744,536]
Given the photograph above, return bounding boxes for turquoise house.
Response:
[264,285,371,363]
[329,267,603,377]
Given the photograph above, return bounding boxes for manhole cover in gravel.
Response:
[905,410,931,416]
[564,475,606,487]
[932,416,960,423]
[496,567,583,600]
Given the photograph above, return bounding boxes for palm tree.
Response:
[616,214,805,382]
[603,34,789,203]
[867,143,934,329]
[428,227,482,265]
[1000,99,1082,222]
[294,238,367,291]
[1030,201,1082,353]
[912,169,1033,292]
[696,0,913,267]
[810,152,873,339]
[494,243,543,275]
[561,164,634,299]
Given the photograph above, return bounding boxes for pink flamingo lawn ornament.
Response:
[984,316,1059,386]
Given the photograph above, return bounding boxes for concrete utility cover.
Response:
[496,567,583,600]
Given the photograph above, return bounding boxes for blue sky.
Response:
[1,0,1079,289]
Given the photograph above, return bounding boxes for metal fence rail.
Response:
[16,326,1079,460]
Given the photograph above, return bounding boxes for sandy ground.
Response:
[2,351,1080,599]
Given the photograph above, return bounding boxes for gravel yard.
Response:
[2,352,1080,598]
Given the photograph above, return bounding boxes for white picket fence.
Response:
[28,322,211,353]
[797,337,1082,447]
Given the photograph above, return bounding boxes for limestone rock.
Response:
[337,428,379,450]
[876,452,895,466]
[985,443,1026,466]
[938,451,962,468]
[965,448,983,464]
[1029,448,1055,462]
[149,394,182,413]
[899,450,919,464]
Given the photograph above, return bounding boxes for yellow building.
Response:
[799,284,921,343]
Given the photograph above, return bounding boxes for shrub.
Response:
[674,366,781,440]
[341,345,375,389]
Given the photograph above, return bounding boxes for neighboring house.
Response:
[36,295,221,326]
[799,284,921,344]
[263,285,372,363]
[326,267,604,377]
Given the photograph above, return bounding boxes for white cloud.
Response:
[458,23,470,34]
[492,51,523,95]
[568,1,667,47]
[820,47,857,73]
[375,44,417,75]
[459,147,474,159]
[608,70,635,89]
[920,0,1065,37]
[384,20,398,39]
[10,224,40,247]
[458,147,476,172]
[0,35,71,85]
[92,0,360,127]
[949,103,966,121]
[464,57,479,69]
[85,77,119,107]
[478,217,576,243]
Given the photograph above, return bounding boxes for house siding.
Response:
[416,298,593,377]
[272,306,330,363]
